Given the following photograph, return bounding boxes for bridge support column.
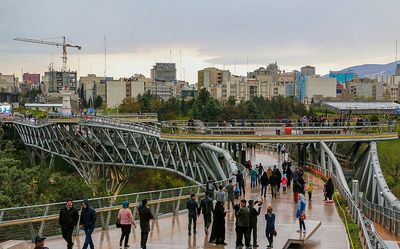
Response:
[320,145,326,170]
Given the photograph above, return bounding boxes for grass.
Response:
[334,192,363,249]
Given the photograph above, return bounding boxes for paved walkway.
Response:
[34,150,349,249]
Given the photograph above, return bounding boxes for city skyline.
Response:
[1,0,399,83]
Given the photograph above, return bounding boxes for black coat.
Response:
[80,206,96,228]
[199,196,213,215]
[209,204,226,243]
[59,206,79,229]
[248,205,261,226]
[138,205,154,232]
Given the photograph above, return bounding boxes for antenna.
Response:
[183,67,185,82]
[396,40,398,72]
[179,50,182,81]
[104,36,107,78]
[169,50,172,63]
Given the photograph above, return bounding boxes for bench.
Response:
[0,240,29,249]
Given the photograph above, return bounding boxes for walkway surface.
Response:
[31,150,349,249]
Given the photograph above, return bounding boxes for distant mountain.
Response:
[336,61,398,78]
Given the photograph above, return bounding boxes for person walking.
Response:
[118,201,136,248]
[209,201,227,245]
[296,194,307,233]
[186,194,199,235]
[250,167,257,188]
[206,177,218,199]
[236,171,245,196]
[234,199,251,248]
[248,200,262,247]
[216,185,225,203]
[281,174,288,193]
[33,236,49,249]
[325,178,335,202]
[257,163,264,184]
[307,182,313,201]
[138,199,154,249]
[260,172,268,197]
[199,191,214,234]
[59,198,79,249]
[286,166,293,188]
[269,172,278,198]
[225,180,235,211]
[265,206,276,248]
[80,198,96,249]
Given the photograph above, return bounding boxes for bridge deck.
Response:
[26,152,348,249]
[160,132,398,143]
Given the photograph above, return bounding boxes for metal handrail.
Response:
[307,163,389,249]
[160,120,397,136]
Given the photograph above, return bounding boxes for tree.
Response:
[94,96,103,109]
[120,98,140,113]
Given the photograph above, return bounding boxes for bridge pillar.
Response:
[320,145,326,169]
[352,180,359,207]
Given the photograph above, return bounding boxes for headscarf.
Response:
[122,201,129,208]
[299,193,305,201]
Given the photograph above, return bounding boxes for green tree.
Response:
[94,96,103,109]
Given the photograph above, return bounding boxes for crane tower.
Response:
[14,36,81,71]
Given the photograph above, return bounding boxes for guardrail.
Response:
[160,120,397,136]
[359,197,400,237]
[0,163,246,242]
[307,163,389,249]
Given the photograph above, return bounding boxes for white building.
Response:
[306,77,337,100]
[106,80,126,108]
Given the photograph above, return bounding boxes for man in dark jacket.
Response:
[235,199,251,248]
[248,200,262,247]
[80,198,96,249]
[138,199,154,249]
[186,193,199,235]
[206,176,218,199]
[59,198,79,249]
[198,191,213,234]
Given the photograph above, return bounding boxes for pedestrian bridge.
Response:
[1,116,399,248]
[0,153,347,249]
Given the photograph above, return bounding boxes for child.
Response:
[281,174,288,192]
[307,182,313,201]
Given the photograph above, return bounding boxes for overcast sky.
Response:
[0,0,399,83]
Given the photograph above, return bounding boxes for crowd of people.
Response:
[33,160,335,249]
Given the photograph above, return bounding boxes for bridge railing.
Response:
[307,163,389,249]
[359,197,400,237]
[0,165,245,242]
[84,116,160,135]
[160,120,397,136]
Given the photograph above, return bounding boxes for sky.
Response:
[0,0,399,84]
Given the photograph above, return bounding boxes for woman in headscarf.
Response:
[118,201,136,248]
[296,194,306,233]
[325,178,335,201]
[209,201,227,245]
[265,206,276,248]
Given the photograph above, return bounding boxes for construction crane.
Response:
[14,36,81,71]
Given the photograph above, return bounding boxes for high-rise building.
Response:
[43,70,77,93]
[197,67,230,89]
[79,74,110,105]
[300,65,316,76]
[150,63,176,83]
[329,70,356,84]
[22,73,40,85]
[396,63,400,76]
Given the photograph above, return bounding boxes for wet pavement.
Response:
[34,150,349,249]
